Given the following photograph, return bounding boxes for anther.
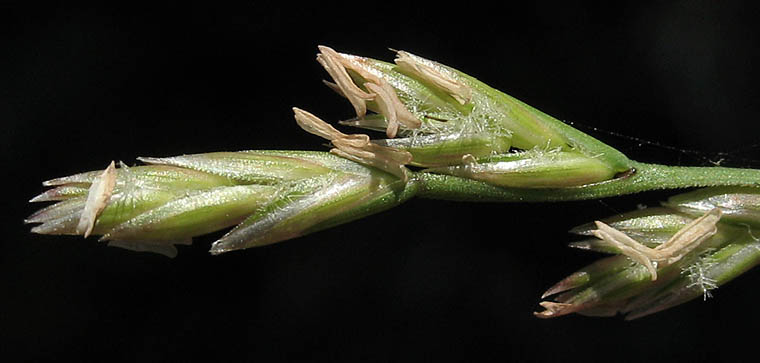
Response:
[592,208,722,281]
[394,51,472,105]
[76,161,117,238]
[292,108,411,181]
[317,46,375,117]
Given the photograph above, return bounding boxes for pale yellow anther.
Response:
[363,79,421,138]
[293,107,369,145]
[394,50,472,105]
[317,46,374,117]
[655,208,722,262]
[76,161,117,238]
[292,107,412,181]
[331,138,412,182]
[592,224,659,279]
[371,79,422,131]
[592,208,722,281]
[317,46,421,137]
[364,82,399,138]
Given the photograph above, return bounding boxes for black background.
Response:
[3,2,760,362]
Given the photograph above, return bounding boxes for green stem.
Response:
[414,161,760,202]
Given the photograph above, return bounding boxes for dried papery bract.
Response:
[76,161,117,237]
